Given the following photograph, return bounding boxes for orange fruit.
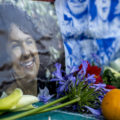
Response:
[101,89,120,120]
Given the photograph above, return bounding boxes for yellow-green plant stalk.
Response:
[1,96,68,120]
[12,104,35,112]
[12,95,39,110]
[0,88,23,110]
[0,89,39,115]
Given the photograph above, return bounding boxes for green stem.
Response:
[37,97,80,114]
[1,96,68,120]
[25,97,80,116]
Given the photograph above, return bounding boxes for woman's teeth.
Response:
[21,60,34,69]
[26,61,33,66]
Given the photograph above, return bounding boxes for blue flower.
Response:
[86,74,96,84]
[72,105,77,111]
[85,106,102,116]
[92,83,106,91]
[81,60,88,76]
[53,63,63,80]
[57,80,70,93]
[67,74,76,87]
[67,65,79,74]
[98,95,104,103]
[51,63,78,96]
[78,60,88,77]
[38,87,54,103]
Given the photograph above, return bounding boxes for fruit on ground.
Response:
[101,89,120,120]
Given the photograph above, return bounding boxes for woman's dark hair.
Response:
[0,3,41,68]
[0,3,40,41]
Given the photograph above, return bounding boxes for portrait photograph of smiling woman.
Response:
[0,4,41,95]
[0,1,64,96]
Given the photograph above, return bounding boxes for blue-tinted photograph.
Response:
[95,37,120,65]
[64,39,98,72]
[55,0,88,39]
[64,36,120,71]
[55,0,120,71]
[89,0,120,38]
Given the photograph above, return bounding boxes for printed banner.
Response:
[55,0,120,73]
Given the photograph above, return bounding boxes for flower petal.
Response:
[54,63,63,80]
[85,106,101,116]
[82,60,88,75]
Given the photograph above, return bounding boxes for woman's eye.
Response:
[11,43,19,49]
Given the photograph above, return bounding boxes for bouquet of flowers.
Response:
[1,60,119,120]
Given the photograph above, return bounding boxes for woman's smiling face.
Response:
[67,0,88,16]
[7,24,40,80]
[95,0,111,21]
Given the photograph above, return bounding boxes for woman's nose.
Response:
[22,43,30,56]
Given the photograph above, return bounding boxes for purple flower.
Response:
[85,106,102,116]
[67,74,76,87]
[81,60,88,76]
[92,83,106,91]
[98,96,104,103]
[56,79,70,94]
[72,105,77,111]
[77,69,84,83]
[67,65,79,74]
[50,63,68,94]
[77,61,96,85]
[38,87,54,103]
[86,74,96,84]
[78,61,88,77]
[51,63,78,96]
[53,63,63,80]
